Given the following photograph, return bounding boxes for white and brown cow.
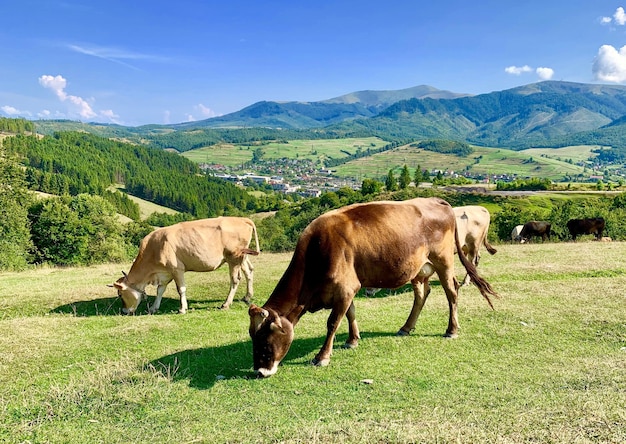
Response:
[453,205,497,286]
[511,224,524,242]
[112,217,259,314]
[248,197,498,377]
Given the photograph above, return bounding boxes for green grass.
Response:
[1,242,625,443]
[181,137,388,167]
[335,145,593,180]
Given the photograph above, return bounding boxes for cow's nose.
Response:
[254,363,278,378]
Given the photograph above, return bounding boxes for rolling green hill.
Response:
[334,144,594,181]
[30,81,626,157]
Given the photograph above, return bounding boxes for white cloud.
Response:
[601,7,626,25]
[66,43,171,71]
[592,44,626,82]
[505,65,532,75]
[0,105,32,117]
[536,67,554,80]
[100,109,121,124]
[615,7,626,25]
[39,74,100,120]
[1,105,21,115]
[195,103,218,118]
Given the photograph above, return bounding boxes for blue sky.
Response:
[3,1,626,126]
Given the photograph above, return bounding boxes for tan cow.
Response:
[112,217,259,314]
[248,197,498,377]
[453,205,497,286]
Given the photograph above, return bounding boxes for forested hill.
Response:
[2,132,257,218]
[29,81,626,154]
[332,81,626,149]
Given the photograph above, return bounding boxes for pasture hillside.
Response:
[182,137,596,182]
[335,144,594,181]
[181,136,389,167]
[1,243,624,443]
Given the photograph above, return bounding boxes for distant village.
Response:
[199,158,526,197]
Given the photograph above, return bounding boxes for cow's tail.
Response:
[455,224,499,309]
[243,219,261,256]
[483,237,497,255]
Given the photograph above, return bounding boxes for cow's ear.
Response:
[112,282,126,290]
[270,316,284,333]
[249,304,269,333]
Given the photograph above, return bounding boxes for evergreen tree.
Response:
[385,169,397,191]
[0,144,33,269]
[414,164,423,186]
[399,164,411,189]
[361,178,382,195]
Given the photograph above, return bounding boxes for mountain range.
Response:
[34,81,626,151]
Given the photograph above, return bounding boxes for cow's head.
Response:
[111,272,144,315]
[248,304,294,378]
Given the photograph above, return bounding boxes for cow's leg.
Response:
[149,283,169,314]
[241,256,255,305]
[312,289,356,367]
[170,273,188,314]
[461,245,478,287]
[221,262,243,309]
[438,268,460,338]
[398,278,431,335]
[342,301,360,349]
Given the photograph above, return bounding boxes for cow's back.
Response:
[137,217,254,272]
[453,205,491,245]
[298,198,455,293]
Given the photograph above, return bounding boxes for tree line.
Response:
[3,131,264,219]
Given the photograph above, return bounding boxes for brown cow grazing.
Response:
[112,217,259,314]
[248,197,498,377]
[567,217,605,241]
[453,205,497,286]
[519,221,551,243]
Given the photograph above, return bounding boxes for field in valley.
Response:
[181,138,596,182]
[335,145,594,181]
[1,241,624,443]
[181,137,389,167]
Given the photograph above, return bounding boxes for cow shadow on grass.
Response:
[146,331,399,390]
[356,281,443,298]
[51,295,231,317]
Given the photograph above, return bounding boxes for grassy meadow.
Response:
[181,137,388,167]
[1,242,625,443]
[335,145,594,181]
[180,137,597,182]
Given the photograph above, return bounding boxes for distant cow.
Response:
[519,221,551,243]
[453,206,497,286]
[111,217,260,314]
[567,217,605,241]
[248,197,498,377]
[511,225,524,242]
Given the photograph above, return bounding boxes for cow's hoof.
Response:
[396,328,412,336]
[443,332,458,339]
[342,341,358,349]
[178,309,187,314]
[311,357,330,367]
[219,304,230,310]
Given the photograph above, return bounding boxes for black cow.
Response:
[519,221,551,243]
[567,217,605,241]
